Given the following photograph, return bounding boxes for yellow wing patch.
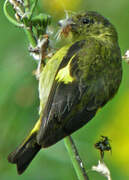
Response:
[56,55,75,84]
[30,119,41,135]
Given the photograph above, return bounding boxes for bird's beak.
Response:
[58,18,74,27]
[57,18,75,38]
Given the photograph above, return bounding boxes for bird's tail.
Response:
[8,132,41,174]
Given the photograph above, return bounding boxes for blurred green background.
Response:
[1,0,129,179]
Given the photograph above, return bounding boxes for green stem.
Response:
[64,136,89,180]
[20,0,38,47]
[24,0,30,13]
[24,27,37,47]
[3,0,37,47]
[3,0,23,27]
[29,0,38,20]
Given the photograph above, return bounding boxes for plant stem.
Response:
[24,27,37,47]
[3,0,23,27]
[29,0,38,20]
[64,136,89,180]
[3,0,37,47]
[24,0,30,14]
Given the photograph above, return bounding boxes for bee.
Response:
[94,136,112,159]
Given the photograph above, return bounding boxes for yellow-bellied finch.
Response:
[8,11,122,174]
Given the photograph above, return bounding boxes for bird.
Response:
[8,11,122,174]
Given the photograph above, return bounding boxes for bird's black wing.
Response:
[37,40,101,147]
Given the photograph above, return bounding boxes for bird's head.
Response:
[58,11,118,42]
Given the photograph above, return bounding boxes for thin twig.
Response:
[24,0,30,14]
[24,27,37,47]
[3,0,23,27]
[3,0,37,47]
[64,136,89,180]
[29,0,38,20]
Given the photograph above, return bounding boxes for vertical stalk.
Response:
[64,136,89,180]
[24,27,37,47]
[24,0,30,13]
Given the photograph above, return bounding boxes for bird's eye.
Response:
[82,18,90,24]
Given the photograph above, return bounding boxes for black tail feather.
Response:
[8,133,41,174]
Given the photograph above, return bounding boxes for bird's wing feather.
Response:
[37,39,102,147]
